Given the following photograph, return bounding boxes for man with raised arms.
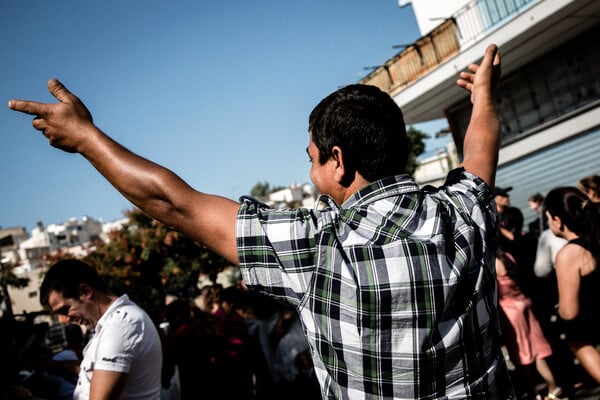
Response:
[9,44,514,399]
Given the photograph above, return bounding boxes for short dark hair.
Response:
[500,206,524,233]
[309,84,408,182]
[528,193,544,204]
[40,259,108,306]
[579,174,600,198]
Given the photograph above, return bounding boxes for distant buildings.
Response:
[0,216,128,316]
[414,139,459,188]
[263,183,317,209]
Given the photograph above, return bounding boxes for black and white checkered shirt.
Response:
[237,169,514,399]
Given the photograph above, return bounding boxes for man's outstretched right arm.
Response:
[8,79,240,264]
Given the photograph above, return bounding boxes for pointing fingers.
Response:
[47,78,77,103]
[7,78,77,116]
[7,99,49,116]
[8,79,95,154]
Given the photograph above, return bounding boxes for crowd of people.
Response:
[8,44,510,399]
[4,175,597,400]
[160,282,321,400]
[5,42,600,399]
[493,174,600,399]
[0,271,321,400]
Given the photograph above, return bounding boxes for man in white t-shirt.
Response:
[40,259,162,400]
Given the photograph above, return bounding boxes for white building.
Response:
[266,183,317,209]
[364,0,600,226]
[414,140,460,188]
[3,216,122,316]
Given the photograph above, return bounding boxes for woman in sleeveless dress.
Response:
[544,187,600,383]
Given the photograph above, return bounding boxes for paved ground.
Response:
[571,383,600,399]
[512,382,600,399]
[502,345,600,399]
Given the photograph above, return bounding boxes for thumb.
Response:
[47,78,77,103]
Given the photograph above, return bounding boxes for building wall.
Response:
[408,0,470,36]
[448,25,600,158]
[440,24,600,231]
[6,216,117,315]
[7,267,46,315]
[496,128,600,231]
[414,141,459,187]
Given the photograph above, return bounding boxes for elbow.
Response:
[558,308,578,321]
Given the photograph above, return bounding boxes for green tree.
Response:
[250,181,286,200]
[0,261,29,319]
[80,209,229,322]
[250,181,271,199]
[404,126,430,177]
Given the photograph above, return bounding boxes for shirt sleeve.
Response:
[94,317,143,373]
[534,231,554,278]
[236,196,319,305]
[436,168,498,273]
[442,168,496,218]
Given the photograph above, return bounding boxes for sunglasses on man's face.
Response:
[54,304,71,316]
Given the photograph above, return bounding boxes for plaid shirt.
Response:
[237,169,514,399]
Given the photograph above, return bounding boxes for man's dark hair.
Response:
[528,193,544,204]
[308,84,408,182]
[40,259,108,306]
[500,206,524,233]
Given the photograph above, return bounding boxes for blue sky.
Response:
[1,1,447,232]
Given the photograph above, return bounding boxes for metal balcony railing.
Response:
[360,19,460,94]
[454,0,539,45]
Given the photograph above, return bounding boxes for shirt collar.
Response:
[316,174,419,211]
[95,294,130,331]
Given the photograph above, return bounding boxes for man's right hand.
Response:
[8,79,241,265]
[8,79,95,154]
[456,44,501,104]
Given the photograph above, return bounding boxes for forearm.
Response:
[79,127,193,224]
[78,126,240,263]
[461,102,500,187]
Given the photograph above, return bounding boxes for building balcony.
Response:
[361,0,600,124]
[360,19,461,95]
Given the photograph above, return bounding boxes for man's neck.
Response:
[337,173,370,205]
[95,292,118,321]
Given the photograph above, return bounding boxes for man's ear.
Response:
[331,146,354,187]
[79,284,93,300]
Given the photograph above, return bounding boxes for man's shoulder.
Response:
[103,296,154,330]
[422,169,493,209]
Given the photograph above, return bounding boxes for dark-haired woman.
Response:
[545,187,600,383]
